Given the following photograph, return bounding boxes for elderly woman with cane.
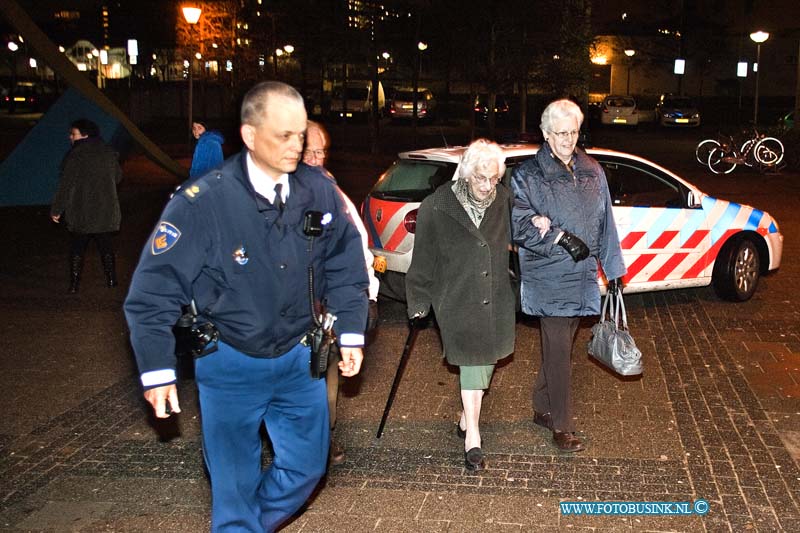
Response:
[406,139,516,471]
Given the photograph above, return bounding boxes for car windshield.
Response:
[372,160,457,202]
[663,97,694,108]
[333,87,368,99]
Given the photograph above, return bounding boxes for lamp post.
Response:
[412,41,427,132]
[182,5,202,146]
[624,49,635,95]
[750,30,769,125]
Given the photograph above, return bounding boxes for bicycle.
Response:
[707,129,784,174]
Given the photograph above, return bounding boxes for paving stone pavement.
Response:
[2,154,800,531]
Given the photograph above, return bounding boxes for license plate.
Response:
[373,255,387,273]
[676,118,689,123]
[13,97,26,102]
[613,117,627,124]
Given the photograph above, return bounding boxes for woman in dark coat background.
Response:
[511,99,626,453]
[50,118,123,293]
[406,139,516,471]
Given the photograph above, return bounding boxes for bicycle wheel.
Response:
[708,147,737,174]
[754,137,784,166]
[741,139,757,167]
[695,139,720,166]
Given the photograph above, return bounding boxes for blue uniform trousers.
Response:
[195,341,329,532]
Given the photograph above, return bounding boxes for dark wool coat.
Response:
[51,138,123,234]
[511,144,626,317]
[406,183,516,366]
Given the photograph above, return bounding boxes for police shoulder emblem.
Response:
[152,221,181,255]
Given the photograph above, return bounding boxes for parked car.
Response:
[389,87,437,121]
[600,95,639,126]
[473,94,510,123]
[362,144,782,302]
[655,94,701,127]
[329,81,385,120]
[4,81,58,114]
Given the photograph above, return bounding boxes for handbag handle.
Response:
[599,290,613,323]
[614,290,630,331]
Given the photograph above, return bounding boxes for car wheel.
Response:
[712,237,760,301]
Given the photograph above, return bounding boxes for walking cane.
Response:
[375,321,420,438]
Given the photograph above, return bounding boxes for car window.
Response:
[599,159,683,208]
[372,160,457,202]
[663,98,693,108]
[607,97,635,108]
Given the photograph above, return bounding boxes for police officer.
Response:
[124,81,368,532]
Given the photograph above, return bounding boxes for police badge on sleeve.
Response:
[152,221,181,255]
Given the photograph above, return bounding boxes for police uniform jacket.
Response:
[124,151,369,383]
[405,183,516,366]
[511,143,626,317]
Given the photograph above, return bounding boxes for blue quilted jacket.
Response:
[511,144,626,317]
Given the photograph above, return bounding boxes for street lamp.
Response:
[182,5,202,146]
[624,49,635,95]
[750,30,769,125]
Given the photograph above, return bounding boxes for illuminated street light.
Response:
[750,30,769,125]
[182,4,202,146]
[417,41,428,51]
[275,49,284,57]
[7,41,18,52]
[624,49,635,95]
[181,6,202,24]
[283,44,294,54]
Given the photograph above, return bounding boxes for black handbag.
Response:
[587,289,643,376]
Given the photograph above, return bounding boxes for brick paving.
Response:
[2,147,800,530]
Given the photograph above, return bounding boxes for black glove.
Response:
[607,278,622,294]
[557,231,590,262]
[366,300,379,332]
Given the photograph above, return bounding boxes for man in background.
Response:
[303,120,379,465]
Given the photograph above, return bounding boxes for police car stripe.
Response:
[646,209,681,247]
[710,201,740,245]
[679,210,707,246]
[649,252,689,282]
[362,196,384,249]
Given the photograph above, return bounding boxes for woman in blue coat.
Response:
[189,121,225,178]
[511,99,626,453]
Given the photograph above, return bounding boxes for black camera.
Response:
[303,211,323,237]
[173,303,219,358]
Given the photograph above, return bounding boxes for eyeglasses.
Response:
[550,130,580,140]
[304,149,327,159]
[470,174,501,186]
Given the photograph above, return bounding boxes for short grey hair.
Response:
[457,138,506,181]
[241,81,304,126]
[540,99,584,135]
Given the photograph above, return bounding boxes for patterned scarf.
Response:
[452,176,496,227]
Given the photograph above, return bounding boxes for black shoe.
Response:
[464,447,485,471]
[329,441,345,465]
[553,431,585,453]
[533,411,553,431]
[456,423,466,440]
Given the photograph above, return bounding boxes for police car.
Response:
[362,144,783,302]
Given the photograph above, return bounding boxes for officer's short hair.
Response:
[241,81,304,127]
[71,118,100,138]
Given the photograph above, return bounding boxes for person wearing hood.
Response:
[50,118,123,293]
[189,120,225,178]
